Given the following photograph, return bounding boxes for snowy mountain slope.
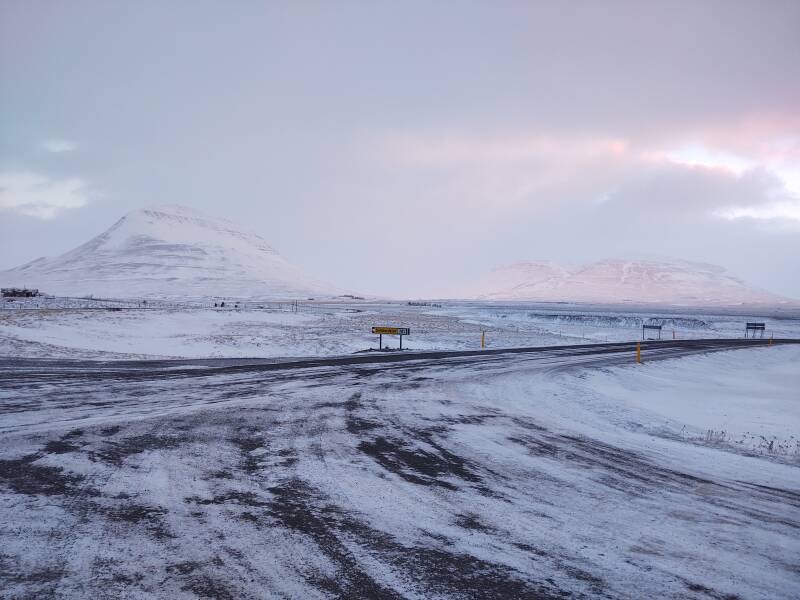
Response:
[0,205,343,299]
[452,259,790,305]
[455,261,573,300]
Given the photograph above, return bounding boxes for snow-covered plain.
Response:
[1,345,798,598]
[2,299,799,359]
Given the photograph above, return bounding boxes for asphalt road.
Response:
[2,337,795,436]
[1,337,795,381]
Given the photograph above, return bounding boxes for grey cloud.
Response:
[0,0,798,296]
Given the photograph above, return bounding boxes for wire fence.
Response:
[0,295,305,312]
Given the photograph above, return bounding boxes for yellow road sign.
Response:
[372,327,410,335]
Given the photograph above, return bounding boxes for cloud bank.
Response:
[0,171,89,219]
[41,138,77,153]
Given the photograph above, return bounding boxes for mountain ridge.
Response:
[449,258,791,306]
[1,205,343,299]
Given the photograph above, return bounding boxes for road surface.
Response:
[1,339,799,599]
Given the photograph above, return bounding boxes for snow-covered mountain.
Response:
[452,259,790,306]
[1,205,343,299]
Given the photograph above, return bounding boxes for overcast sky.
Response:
[1,1,799,297]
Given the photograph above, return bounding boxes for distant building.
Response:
[1,287,40,298]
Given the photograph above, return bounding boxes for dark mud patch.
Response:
[685,581,742,600]
[344,392,362,412]
[42,439,82,454]
[92,434,182,466]
[511,417,548,432]
[166,561,201,576]
[508,432,793,532]
[110,571,145,585]
[442,413,501,426]
[358,435,482,490]
[313,400,350,409]
[454,512,493,532]
[104,503,174,540]
[400,547,562,600]
[265,478,406,599]
[183,576,236,600]
[344,392,381,434]
[266,478,568,599]
[277,448,298,468]
[513,543,550,558]
[557,563,605,591]
[100,425,123,436]
[735,481,800,506]
[237,511,260,524]
[346,416,380,434]
[557,434,720,493]
[0,454,84,496]
[230,431,265,474]
[422,530,455,546]
[186,491,270,508]
[509,435,559,458]
[509,431,722,498]
[2,563,66,585]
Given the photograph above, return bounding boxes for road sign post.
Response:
[642,324,662,341]
[372,327,410,351]
[745,322,765,339]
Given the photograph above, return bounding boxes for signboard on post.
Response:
[371,326,410,349]
[372,327,410,335]
[745,322,765,339]
[642,324,662,341]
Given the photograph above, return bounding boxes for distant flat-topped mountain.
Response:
[1,205,342,299]
[451,259,790,306]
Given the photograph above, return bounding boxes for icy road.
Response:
[1,339,799,599]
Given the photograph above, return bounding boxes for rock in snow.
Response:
[0,205,342,299]
[453,259,790,305]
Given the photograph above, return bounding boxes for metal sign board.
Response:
[372,327,410,335]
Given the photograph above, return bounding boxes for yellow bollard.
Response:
[672,329,676,340]
[481,331,486,350]
[769,335,773,346]
[636,342,641,364]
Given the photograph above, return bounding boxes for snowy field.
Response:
[1,340,799,599]
[1,299,798,598]
[2,298,799,359]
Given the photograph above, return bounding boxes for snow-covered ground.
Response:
[2,300,799,359]
[1,345,798,598]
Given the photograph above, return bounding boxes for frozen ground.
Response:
[1,343,798,599]
[2,299,799,359]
